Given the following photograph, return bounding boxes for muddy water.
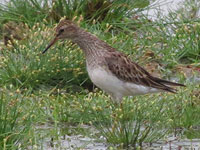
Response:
[43,135,107,150]
[44,136,200,150]
[30,124,108,150]
[145,137,200,150]
[31,124,200,150]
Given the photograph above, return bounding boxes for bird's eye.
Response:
[59,29,64,33]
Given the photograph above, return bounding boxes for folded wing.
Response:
[105,52,185,93]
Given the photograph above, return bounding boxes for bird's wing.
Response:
[105,52,177,93]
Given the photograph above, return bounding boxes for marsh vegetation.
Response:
[0,0,200,149]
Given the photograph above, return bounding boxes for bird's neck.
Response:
[72,29,110,58]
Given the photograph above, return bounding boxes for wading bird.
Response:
[43,19,185,103]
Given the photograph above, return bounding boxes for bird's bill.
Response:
[42,37,59,54]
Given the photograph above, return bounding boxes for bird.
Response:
[42,19,185,103]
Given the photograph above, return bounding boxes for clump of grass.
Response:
[89,94,167,149]
[0,0,49,25]
[0,87,34,149]
[0,22,89,90]
[164,84,200,138]
[0,0,150,25]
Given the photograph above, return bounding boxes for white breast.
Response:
[87,67,160,101]
[88,67,126,94]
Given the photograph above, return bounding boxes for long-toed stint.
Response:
[43,19,185,103]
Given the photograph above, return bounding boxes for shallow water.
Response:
[30,124,108,150]
[30,124,200,150]
[43,135,107,150]
[44,137,200,150]
[145,137,200,150]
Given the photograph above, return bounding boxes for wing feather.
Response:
[105,52,180,93]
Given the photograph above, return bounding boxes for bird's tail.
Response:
[153,77,185,87]
[150,77,185,94]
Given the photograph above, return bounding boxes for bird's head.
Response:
[42,19,78,54]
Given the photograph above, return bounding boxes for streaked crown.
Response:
[55,19,79,39]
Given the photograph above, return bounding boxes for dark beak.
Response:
[42,37,59,54]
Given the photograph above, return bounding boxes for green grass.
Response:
[0,88,35,149]
[0,0,200,149]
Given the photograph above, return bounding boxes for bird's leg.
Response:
[111,94,122,107]
[110,94,124,114]
[120,101,124,111]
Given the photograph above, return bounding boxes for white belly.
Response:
[87,67,160,101]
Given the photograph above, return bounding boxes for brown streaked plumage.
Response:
[43,19,185,102]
